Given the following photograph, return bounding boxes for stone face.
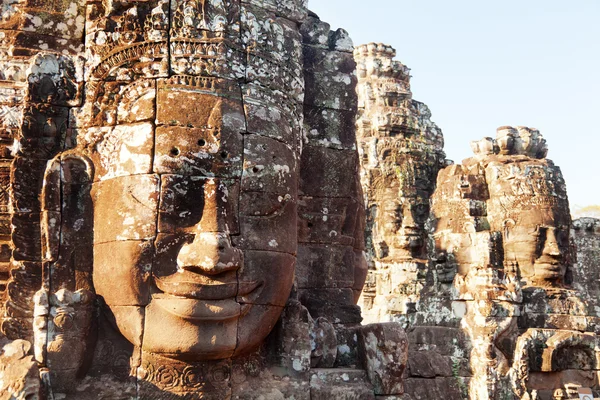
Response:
[0,2,408,399]
[353,43,445,325]
[397,126,593,400]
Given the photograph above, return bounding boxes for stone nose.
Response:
[542,228,561,257]
[402,210,418,231]
[177,232,243,275]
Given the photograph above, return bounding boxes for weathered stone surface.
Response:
[402,377,468,400]
[354,43,445,325]
[304,106,357,150]
[157,175,240,234]
[358,323,408,395]
[86,123,155,181]
[406,350,454,378]
[154,90,245,177]
[310,369,375,400]
[36,288,96,391]
[242,83,301,149]
[91,174,160,243]
[93,240,153,306]
[310,317,338,368]
[304,46,358,112]
[0,335,41,400]
[295,17,370,386]
[300,288,363,325]
[296,245,356,289]
[572,218,600,311]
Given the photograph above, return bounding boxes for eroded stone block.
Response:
[358,323,408,395]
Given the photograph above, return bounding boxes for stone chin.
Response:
[141,299,241,360]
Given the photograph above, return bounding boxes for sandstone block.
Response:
[358,323,408,395]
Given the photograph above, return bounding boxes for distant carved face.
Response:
[503,211,569,286]
[398,200,428,252]
[436,228,495,280]
[91,87,297,360]
[486,161,571,287]
[378,198,428,259]
[432,251,456,284]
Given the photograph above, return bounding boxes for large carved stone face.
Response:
[486,161,571,287]
[503,212,569,286]
[91,87,297,360]
[375,196,428,260]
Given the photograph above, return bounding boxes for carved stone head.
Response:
[432,127,571,292]
[497,205,570,287]
[484,127,571,288]
[431,163,492,284]
[46,0,305,362]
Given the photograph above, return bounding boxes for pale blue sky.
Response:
[309,0,600,209]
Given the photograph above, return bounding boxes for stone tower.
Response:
[354,43,445,325]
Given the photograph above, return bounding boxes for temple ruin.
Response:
[0,0,598,399]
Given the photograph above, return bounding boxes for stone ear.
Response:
[42,154,95,292]
[39,154,97,387]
